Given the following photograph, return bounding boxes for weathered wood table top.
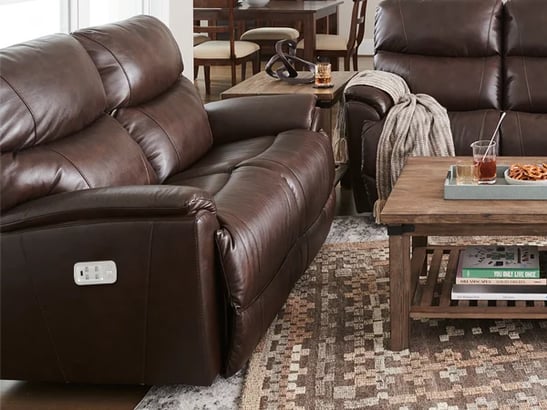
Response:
[381,156,547,227]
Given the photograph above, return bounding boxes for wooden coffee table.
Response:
[380,156,547,351]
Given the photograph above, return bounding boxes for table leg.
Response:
[412,236,428,250]
[389,232,411,351]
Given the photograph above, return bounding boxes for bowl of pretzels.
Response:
[504,163,547,185]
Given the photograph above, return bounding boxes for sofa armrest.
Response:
[1,184,223,384]
[205,94,317,145]
[343,85,394,213]
[1,185,216,232]
[344,85,394,118]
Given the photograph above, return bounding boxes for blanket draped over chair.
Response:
[339,70,455,222]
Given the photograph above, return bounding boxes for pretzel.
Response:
[508,163,547,181]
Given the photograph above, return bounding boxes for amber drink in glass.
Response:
[471,140,497,184]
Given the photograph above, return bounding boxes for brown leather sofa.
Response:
[344,0,547,212]
[0,16,335,385]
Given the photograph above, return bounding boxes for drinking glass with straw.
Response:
[470,112,507,184]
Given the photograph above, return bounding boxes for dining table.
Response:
[194,0,344,64]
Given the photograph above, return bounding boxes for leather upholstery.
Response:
[72,15,183,111]
[344,0,546,212]
[0,35,155,212]
[73,16,213,182]
[1,15,335,385]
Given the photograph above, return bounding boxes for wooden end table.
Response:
[380,156,547,351]
[221,70,357,183]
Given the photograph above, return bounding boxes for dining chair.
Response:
[296,0,367,70]
[194,0,260,94]
[240,25,300,60]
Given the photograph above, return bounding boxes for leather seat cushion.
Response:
[167,131,334,309]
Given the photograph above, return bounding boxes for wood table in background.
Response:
[194,0,343,63]
[381,156,547,351]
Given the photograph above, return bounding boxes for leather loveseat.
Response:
[344,0,547,212]
[0,16,335,385]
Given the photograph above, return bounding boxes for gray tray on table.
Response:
[444,165,547,200]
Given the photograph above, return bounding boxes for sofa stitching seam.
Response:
[133,107,184,175]
[75,33,134,107]
[46,147,92,189]
[1,75,38,148]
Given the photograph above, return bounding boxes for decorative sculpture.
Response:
[264,39,316,84]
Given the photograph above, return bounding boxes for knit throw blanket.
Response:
[341,70,455,222]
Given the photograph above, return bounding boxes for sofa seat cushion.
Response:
[166,130,334,309]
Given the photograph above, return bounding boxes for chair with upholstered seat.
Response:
[297,0,366,70]
[240,26,300,60]
[194,0,260,95]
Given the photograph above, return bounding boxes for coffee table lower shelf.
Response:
[409,245,547,320]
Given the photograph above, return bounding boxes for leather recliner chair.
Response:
[0,16,335,385]
[344,0,547,212]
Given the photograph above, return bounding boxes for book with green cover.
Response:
[459,245,540,279]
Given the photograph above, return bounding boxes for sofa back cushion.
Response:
[500,0,547,155]
[504,0,547,113]
[0,35,155,211]
[73,16,213,182]
[374,0,503,111]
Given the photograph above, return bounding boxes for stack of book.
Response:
[451,245,547,300]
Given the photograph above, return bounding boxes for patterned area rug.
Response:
[240,240,547,409]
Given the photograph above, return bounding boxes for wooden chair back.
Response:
[347,0,367,52]
[194,0,236,57]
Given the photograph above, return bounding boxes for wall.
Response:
[152,0,193,79]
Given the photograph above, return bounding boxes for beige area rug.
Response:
[241,239,547,409]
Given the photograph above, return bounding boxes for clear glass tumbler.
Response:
[314,62,332,88]
[470,140,497,184]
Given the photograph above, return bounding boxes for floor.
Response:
[0,56,373,410]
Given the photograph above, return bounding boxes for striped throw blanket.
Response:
[341,70,455,222]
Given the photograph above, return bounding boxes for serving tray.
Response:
[444,165,547,200]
